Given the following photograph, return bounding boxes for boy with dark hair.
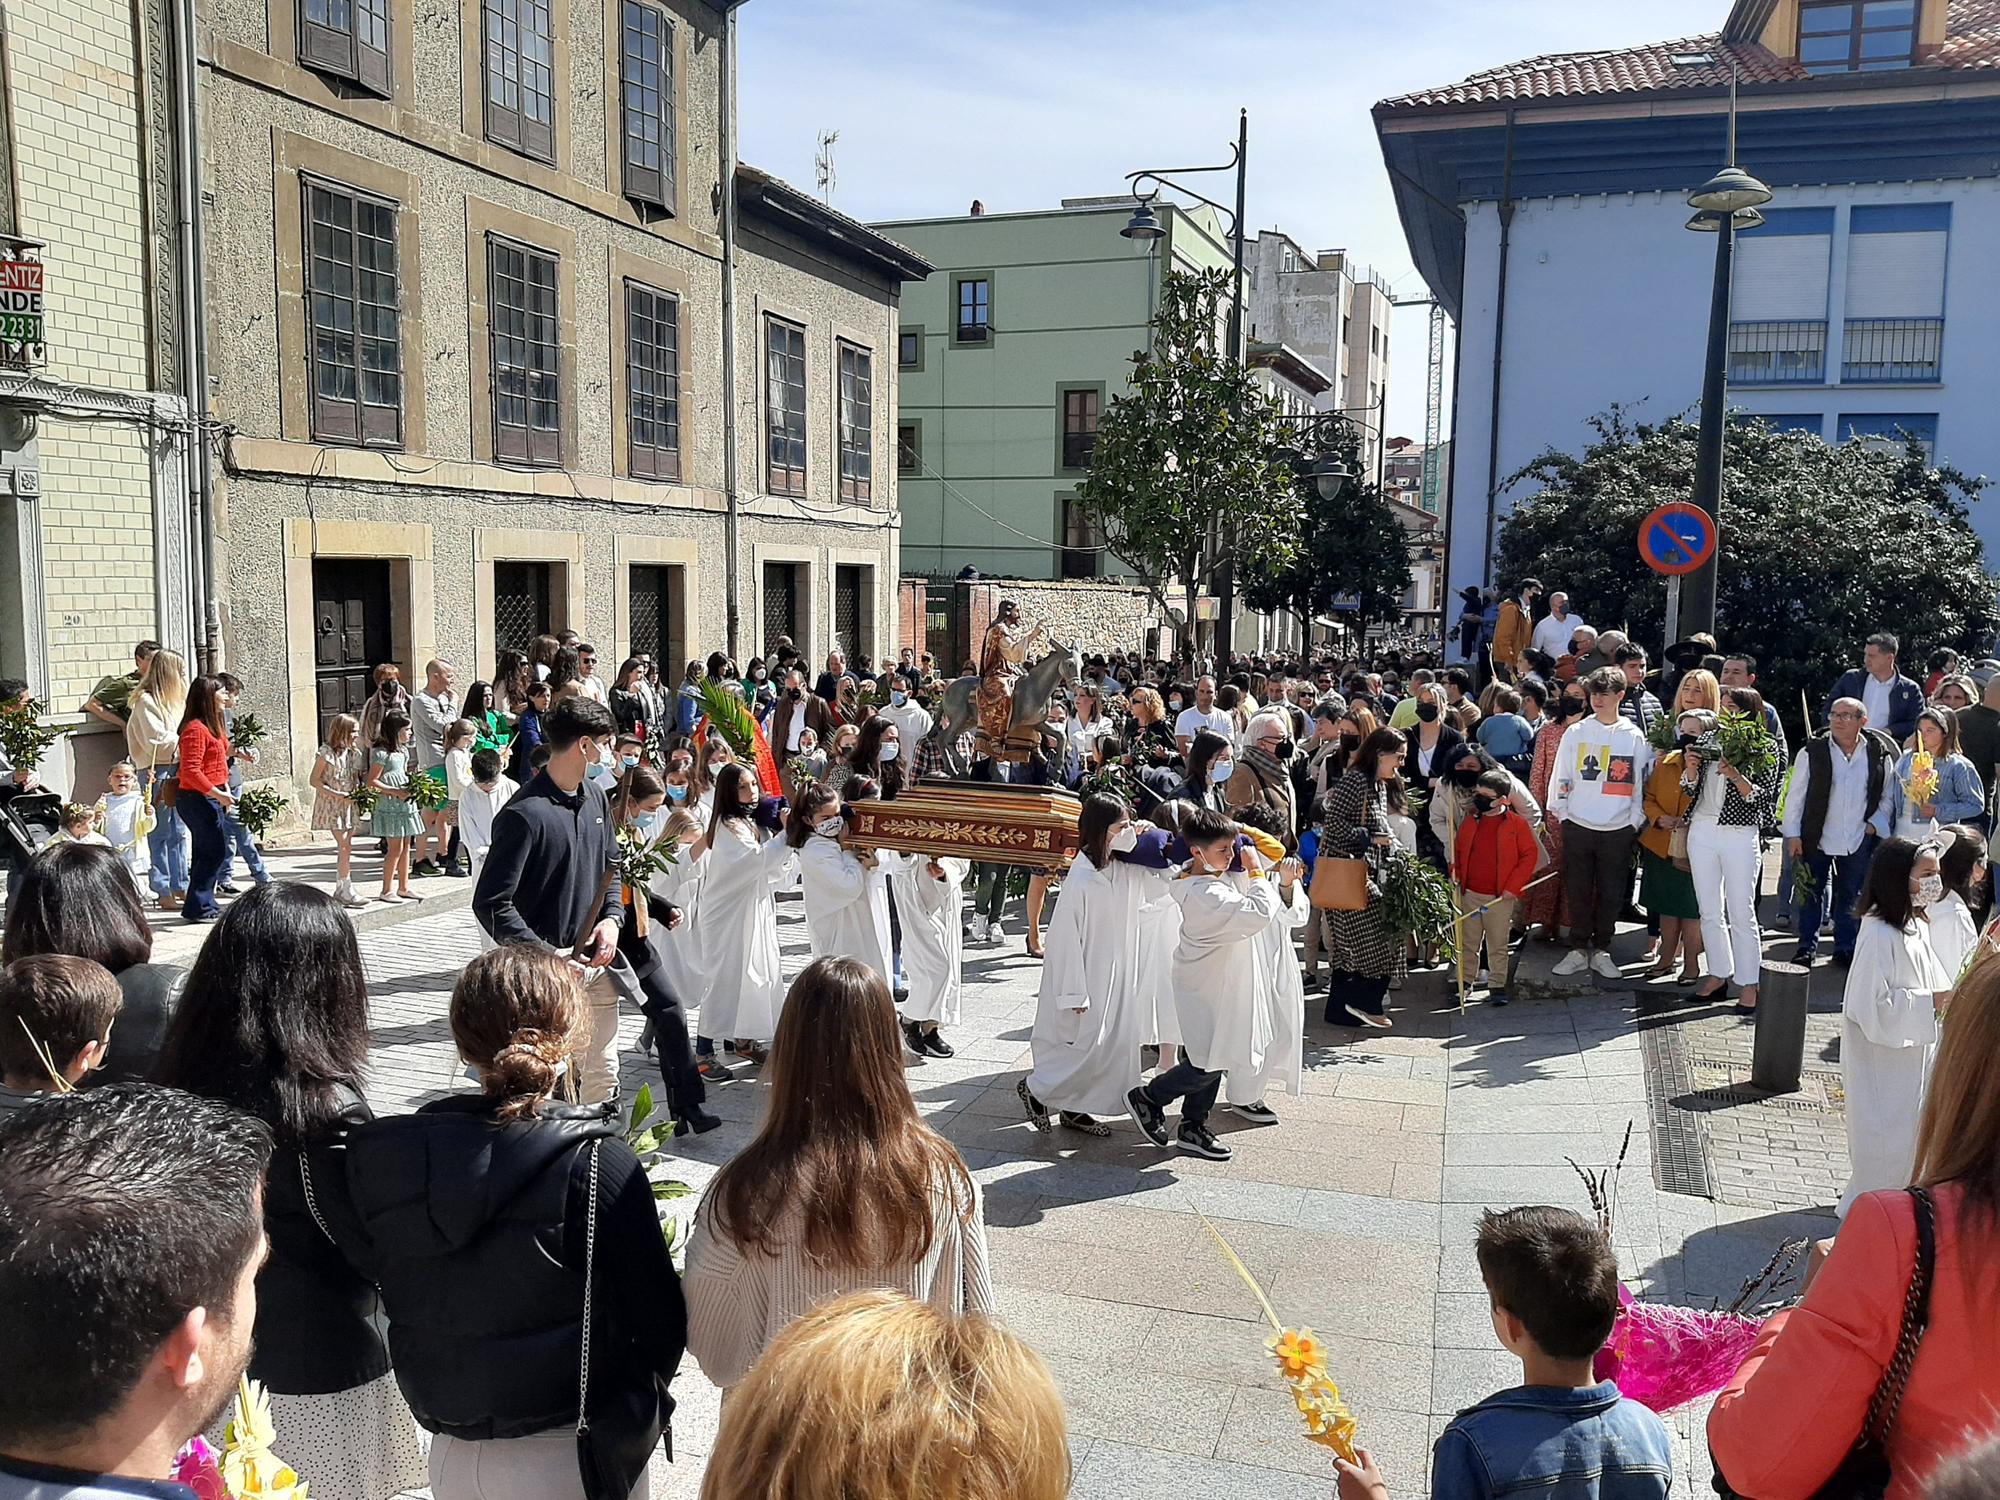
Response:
[1432,1206,1671,1497]
[0,1083,273,1493]
[1452,770,1539,1007]
[0,955,123,1114]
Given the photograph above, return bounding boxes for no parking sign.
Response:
[1637,502,1717,576]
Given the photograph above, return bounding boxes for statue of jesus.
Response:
[975,598,1047,750]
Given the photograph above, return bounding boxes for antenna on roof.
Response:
[815,130,839,202]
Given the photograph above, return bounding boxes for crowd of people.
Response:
[6,595,2000,1500]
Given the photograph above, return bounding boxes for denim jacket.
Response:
[1431,1382,1672,1500]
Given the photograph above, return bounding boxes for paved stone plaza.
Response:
[328,869,1841,1500]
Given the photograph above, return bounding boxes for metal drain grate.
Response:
[1640,1020,1715,1198]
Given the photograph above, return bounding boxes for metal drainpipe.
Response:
[171,0,218,669]
[1480,109,1517,593]
[719,3,743,663]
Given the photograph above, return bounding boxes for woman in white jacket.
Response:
[790,783,892,983]
[125,647,189,909]
[690,762,797,1065]
[1840,836,1952,1216]
[1020,795,1178,1137]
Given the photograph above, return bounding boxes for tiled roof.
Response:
[1378,0,2000,112]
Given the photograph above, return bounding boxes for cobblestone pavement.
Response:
[344,885,1841,1500]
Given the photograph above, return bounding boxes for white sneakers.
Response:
[966,916,991,944]
[1553,948,1626,981]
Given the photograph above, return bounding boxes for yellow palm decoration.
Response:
[222,1378,309,1500]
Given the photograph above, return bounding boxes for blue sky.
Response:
[738,0,1729,436]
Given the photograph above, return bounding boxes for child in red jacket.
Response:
[1453,769,1540,1005]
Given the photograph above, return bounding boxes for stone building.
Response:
[0,0,201,795]
[198,0,929,786]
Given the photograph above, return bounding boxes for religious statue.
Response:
[975,599,1048,750]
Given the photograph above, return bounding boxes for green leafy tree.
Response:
[1242,421,1414,640]
[1495,408,1997,738]
[1076,267,1302,661]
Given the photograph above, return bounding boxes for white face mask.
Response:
[1209,760,1234,784]
[1108,825,1139,853]
[879,742,900,763]
[1912,872,1944,908]
[815,816,845,838]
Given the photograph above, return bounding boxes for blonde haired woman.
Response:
[699,1290,1068,1500]
[1673,667,1722,716]
[125,647,189,909]
[684,956,991,1389]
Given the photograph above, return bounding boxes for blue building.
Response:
[1375,0,2000,603]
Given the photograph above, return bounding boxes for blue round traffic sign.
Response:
[1638,502,1717,576]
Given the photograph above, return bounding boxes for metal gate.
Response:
[761,562,798,656]
[312,559,391,747]
[494,561,551,656]
[629,564,677,666]
[833,564,863,663]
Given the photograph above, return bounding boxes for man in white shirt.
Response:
[1531,592,1585,664]
[574,643,609,705]
[1174,676,1234,756]
[1547,667,1652,980]
[1781,697,1897,966]
[874,670,934,748]
[410,658,458,876]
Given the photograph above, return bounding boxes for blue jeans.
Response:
[1794,833,1877,959]
[219,808,270,886]
[142,767,188,897]
[179,792,229,920]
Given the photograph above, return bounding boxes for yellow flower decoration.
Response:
[1269,1328,1325,1380]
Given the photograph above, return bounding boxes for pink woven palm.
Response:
[1593,1286,1764,1413]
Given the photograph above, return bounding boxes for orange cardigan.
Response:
[176,720,229,798]
[1708,1183,2000,1500]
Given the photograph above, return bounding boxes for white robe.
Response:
[1226,877,1311,1105]
[1138,870,1184,1047]
[1170,872,1285,1076]
[644,826,705,1004]
[888,853,969,1025]
[1926,892,1978,991]
[1840,913,1948,1216]
[1028,857,1175,1116]
[696,821,798,1041]
[798,835,892,982]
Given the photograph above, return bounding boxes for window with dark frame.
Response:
[838,341,872,504]
[299,0,391,94]
[488,235,562,465]
[625,280,680,481]
[305,178,403,447]
[897,422,919,473]
[1061,388,1099,470]
[765,316,807,497]
[1061,498,1101,580]
[956,277,990,342]
[1798,0,1916,73]
[898,330,920,367]
[482,0,555,162]
[618,0,675,211]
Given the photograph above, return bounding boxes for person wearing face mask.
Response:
[1682,688,1784,1014]
[888,831,970,1061]
[1319,728,1411,1028]
[788,726,829,790]
[1223,711,1300,837]
[1452,770,1541,1006]
[1172,730,1237,814]
[1125,807,1292,1161]
[1522,684,1586,943]
[1428,743,1542,890]
[686,763,796,1070]
[771,667,835,802]
[1406,685,1466,876]
[1839,836,1953,1216]
[788,784,893,987]
[1023,795,1181,1137]
[615,767,719,1135]
[874,669,935,752]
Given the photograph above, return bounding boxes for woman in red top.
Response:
[1709,954,2000,1498]
[175,674,235,924]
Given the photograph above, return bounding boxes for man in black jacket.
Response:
[474,696,631,1103]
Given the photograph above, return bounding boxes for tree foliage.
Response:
[1242,420,1414,638]
[1494,408,1997,738]
[1076,267,1302,657]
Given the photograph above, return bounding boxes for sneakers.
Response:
[1789,946,1816,966]
[1176,1124,1233,1161]
[1552,948,1590,977]
[1125,1086,1170,1147]
[918,1029,955,1059]
[966,916,991,944]
[1018,1078,1053,1132]
[215,881,242,896]
[696,1056,730,1080]
[901,1018,927,1055]
[1227,1100,1279,1126]
[1588,951,1623,981]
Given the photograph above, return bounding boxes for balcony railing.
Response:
[1727,320,1827,385]
[1842,317,1943,384]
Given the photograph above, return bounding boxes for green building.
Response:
[876,198,1234,587]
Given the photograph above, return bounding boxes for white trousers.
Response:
[431,1427,650,1500]
[1689,821,1762,986]
[576,965,623,1105]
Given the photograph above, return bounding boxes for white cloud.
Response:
[738,0,1728,437]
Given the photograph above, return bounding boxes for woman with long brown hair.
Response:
[1710,953,2000,1498]
[175,674,235,923]
[683,956,991,1389]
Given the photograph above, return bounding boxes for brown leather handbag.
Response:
[1310,853,1369,912]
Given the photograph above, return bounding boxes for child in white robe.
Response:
[891,849,970,1058]
[792,782,893,984]
[691,762,797,1066]
[1223,803,1311,1118]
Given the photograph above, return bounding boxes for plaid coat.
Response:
[1319,767,1407,981]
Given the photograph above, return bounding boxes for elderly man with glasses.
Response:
[1780,696,1899,968]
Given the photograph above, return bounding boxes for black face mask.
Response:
[788,686,803,700]
[1273,739,1295,761]
[1416,702,1441,723]
[1474,793,1499,813]
[1677,733,1700,750]
[1562,700,1586,720]
[1568,638,1584,655]
[1452,765,1482,788]
[1339,733,1360,752]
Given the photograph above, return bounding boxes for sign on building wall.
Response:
[0,260,47,367]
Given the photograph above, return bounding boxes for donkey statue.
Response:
[927,638,1082,777]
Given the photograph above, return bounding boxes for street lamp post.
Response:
[1678,59,1772,637]
[1121,109,1248,664]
